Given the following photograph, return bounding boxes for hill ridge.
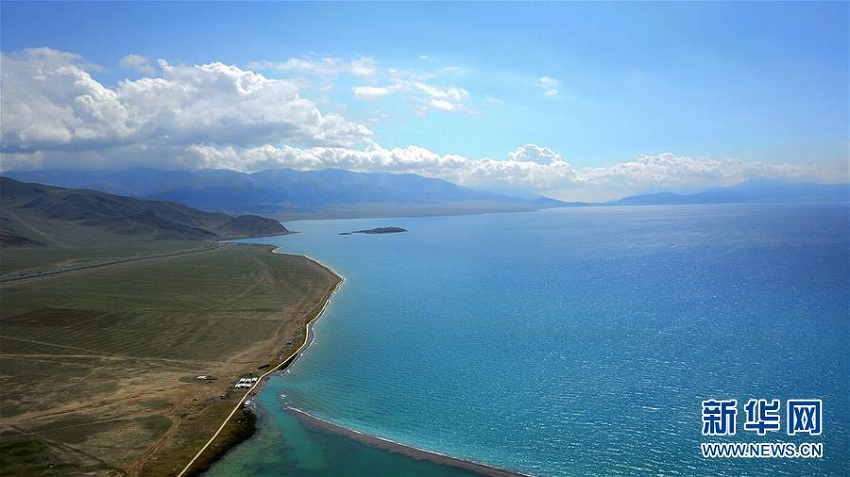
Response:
[0,177,287,247]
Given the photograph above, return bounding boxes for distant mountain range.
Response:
[2,170,845,225]
[0,177,287,248]
[613,179,849,205]
[1,168,571,218]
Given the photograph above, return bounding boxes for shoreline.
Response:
[286,257,345,368]
[204,248,532,477]
[180,249,344,477]
[272,247,347,363]
[287,407,534,477]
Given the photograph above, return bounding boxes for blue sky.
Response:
[1,1,847,200]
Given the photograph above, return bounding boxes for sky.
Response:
[1,1,847,201]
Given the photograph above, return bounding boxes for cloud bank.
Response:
[177,144,846,201]
[2,48,372,154]
[1,48,845,201]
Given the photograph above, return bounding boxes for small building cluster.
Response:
[234,377,259,389]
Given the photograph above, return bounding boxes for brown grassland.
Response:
[0,243,341,476]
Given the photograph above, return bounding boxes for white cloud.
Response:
[351,69,475,114]
[175,143,579,189]
[1,48,373,155]
[248,57,342,77]
[349,57,379,78]
[1,48,133,150]
[429,99,455,111]
[3,49,845,201]
[566,153,849,200]
[120,54,156,75]
[356,79,474,114]
[405,79,474,114]
[248,56,378,79]
[353,85,400,101]
[509,144,564,165]
[538,76,560,98]
[251,55,475,114]
[176,144,845,201]
[413,82,469,103]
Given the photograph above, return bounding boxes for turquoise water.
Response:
[203,375,483,477]
[209,204,848,476]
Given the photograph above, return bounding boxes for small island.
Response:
[339,227,408,235]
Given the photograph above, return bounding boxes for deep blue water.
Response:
[209,203,848,476]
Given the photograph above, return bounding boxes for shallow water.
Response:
[205,374,483,476]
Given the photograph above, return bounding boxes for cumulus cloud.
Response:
[1,48,373,156]
[175,144,845,201]
[179,143,577,188]
[509,144,564,165]
[2,49,845,201]
[1,48,132,150]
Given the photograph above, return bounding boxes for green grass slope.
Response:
[0,177,287,249]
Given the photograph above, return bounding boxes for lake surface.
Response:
[208,203,848,476]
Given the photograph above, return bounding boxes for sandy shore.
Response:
[287,407,534,477]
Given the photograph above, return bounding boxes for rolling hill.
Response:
[0,177,287,248]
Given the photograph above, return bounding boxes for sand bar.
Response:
[288,407,535,477]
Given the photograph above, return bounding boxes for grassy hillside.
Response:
[0,245,341,476]
[0,177,290,276]
[0,177,287,249]
[0,177,341,475]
